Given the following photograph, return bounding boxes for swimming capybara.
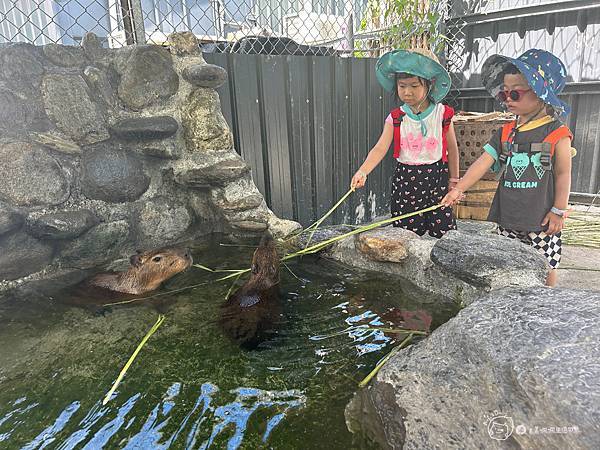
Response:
[88,247,193,295]
[219,232,281,349]
[62,247,193,312]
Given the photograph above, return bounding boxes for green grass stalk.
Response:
[358,333,414,388]
[102,314,165,405]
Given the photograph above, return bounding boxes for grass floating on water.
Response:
[103,314,165,405]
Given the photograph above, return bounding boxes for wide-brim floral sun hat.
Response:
[375,48,451,103]
[481,49,571,118]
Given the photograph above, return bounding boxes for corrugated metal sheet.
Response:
[203,53,395,225]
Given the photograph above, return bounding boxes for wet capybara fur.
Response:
[63,247,193,312]
[219,232,281,349]
[88,247,193,294]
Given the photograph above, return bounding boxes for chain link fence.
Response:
[0,0,470,58]
[2,1,596,82]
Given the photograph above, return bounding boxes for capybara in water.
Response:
[219,232,281,349]
[88,247,193,294]
[63,247,193,311]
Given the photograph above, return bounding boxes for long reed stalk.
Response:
[102,314,165,405]
[283,204,442,261]
[358,333,414,388]
[303,188,355,248]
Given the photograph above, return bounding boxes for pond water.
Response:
[0,237,459,449]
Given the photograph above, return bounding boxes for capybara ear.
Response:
[130,253,143,267]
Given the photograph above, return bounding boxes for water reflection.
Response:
[1,383,305,450]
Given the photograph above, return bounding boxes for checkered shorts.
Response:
[497,226,562,269]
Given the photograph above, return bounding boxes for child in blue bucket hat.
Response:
[351,48,460,238]
[442,49,574,286]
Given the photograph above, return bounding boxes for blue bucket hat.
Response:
[375,49,451,103]
[481,49,570,118]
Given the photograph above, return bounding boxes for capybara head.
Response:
[127,247,193,292]
[250,232,279,288]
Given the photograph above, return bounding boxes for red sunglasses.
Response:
[496,89,532,102]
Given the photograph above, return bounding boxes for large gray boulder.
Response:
[82,65,119,108]
[41,73,109,144]
[173,150,250,187]
[136,197,193,246]
[81,144,150,203]
[0,88,47,135]
[182,63,228,88]
[0,43,44,96]
[26,210,99,240]
[210,176,264,212]
[181,88,232,151]
[431,229,548,290]
[323,221,546,306]
[110,116,179,141]
[0,141,71,207]
[59,220,130,269]
[0,203,24,236]
[0,231,54,280]
[116,46,179,110]
[42,44,86,67]
[346,287,600,450]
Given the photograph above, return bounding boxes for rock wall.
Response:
[0,32,299,288]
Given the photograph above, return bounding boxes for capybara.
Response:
[219,232,281,349]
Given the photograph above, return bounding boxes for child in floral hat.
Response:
[442,49,574,286]
[351,48,460,238]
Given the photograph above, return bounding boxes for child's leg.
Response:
[546,269,558,287]
[527,231,562,287]
[391,163,427,235]
[427,161,457,238]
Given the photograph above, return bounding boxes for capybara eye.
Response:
[152,256,162,263]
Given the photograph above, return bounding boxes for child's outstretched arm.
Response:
[351,123,393,189]
[445,122,460,188]
[441,152,495,206]
[541,137,572,234]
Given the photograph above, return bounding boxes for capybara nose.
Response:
[183,248,192,262]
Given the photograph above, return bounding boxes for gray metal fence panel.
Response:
[350,58,371,223]
[204,53,395,225]
[332,57,353,224]
[260,55,295,219]
[312,57,335,223]
[287,56,316,226]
